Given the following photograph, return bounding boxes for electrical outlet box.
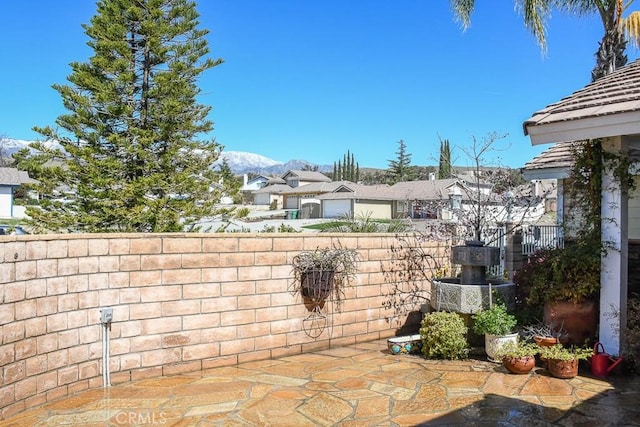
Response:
[100,307,113,324]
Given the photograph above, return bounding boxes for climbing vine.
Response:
[566,139,636,248]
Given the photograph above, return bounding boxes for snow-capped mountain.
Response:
[215,151,283,170]
[0,138,34,154]
[215,151,331,175]
[0,138,330,175]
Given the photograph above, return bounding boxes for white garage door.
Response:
[285,196,299,210]
[322,200,351,218]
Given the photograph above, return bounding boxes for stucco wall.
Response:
[0,187,13,219]
[0,233,440,419]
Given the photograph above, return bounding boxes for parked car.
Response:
[0,225,28,235]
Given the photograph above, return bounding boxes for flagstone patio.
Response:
[1,339,639,426]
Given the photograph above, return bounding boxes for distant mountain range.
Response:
[214,151,333,175]
[0,138,332,176]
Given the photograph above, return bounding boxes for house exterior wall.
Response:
[0,186,13,218]
[355,201,392,219]
[0,233,441,419]
[561,176,640,240]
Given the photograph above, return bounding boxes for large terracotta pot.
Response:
[543,300,598,346]
[547,358,579,379]
[502,355,536,374]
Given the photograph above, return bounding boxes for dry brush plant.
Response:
[381,230,453,326]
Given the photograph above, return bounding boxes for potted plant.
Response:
[472,302,518,362]
[514,241,601,346]
[291,246,359,311]
[494,341,540,374]
[538,344,594,379]
[419,311,469,360]
[521,321,567,348]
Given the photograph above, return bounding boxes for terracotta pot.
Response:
[502,355,536,374]
[533,336,559,347]
[547,358,579,379]
[543,300,598,346]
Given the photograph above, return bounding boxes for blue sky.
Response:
[2,1,638,169]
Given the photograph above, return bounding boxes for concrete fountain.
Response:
[430,240,516,314]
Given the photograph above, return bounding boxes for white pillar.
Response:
[600,137,628,356]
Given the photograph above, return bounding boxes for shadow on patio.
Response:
[1,339,639,426]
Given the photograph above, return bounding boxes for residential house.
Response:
[280,170,332,212]
[253,177,290,209]
[389,178,471,220]
[281,170,331,188]
[281,181,350,217]
[0,167,37,218]
[316,183,395,218]
[240,174,270,192]
[522,58,640,356]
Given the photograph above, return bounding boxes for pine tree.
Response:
[19,0,223,233]
[387,140,413,183]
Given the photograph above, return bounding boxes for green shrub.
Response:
[419,311,469,360]
[625,295,640,373]
[472,303,517,336]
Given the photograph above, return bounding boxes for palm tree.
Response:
[450,0,640,80]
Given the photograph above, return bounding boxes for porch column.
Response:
[600,136,628,356]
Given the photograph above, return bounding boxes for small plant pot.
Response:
[547,358,579,379]
[502,355,536,374]
[484,333,518,362]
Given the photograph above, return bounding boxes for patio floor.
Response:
[2,339,639,426]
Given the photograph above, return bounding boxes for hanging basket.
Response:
[301,269,335,301]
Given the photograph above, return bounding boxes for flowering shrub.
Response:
[514,242,600,306]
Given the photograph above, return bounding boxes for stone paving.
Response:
[2,339,640,426]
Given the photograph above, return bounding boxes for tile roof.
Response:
[253,183,292,195]
[280,181,349,195]
[523,141,581,171]
[0,168,37,186]
[281,170,331,182]
[389,179,470,201]
[316,184,396,200]
[524,59,640,133]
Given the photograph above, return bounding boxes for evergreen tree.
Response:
[387,139,413,183]
[332,150,360,181]
[438,138,452,179]
[350,152,356,181]
[18,0,223,233]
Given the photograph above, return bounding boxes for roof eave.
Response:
[522,167,569,181]
[524,111,640,145]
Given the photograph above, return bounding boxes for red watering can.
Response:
[590,342,624,377]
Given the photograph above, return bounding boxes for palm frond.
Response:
[623,10,640,48]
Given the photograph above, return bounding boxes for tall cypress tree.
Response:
[19,0,223,233]
[438,138,452,179]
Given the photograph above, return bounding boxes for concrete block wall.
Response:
[0,233,444,419]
